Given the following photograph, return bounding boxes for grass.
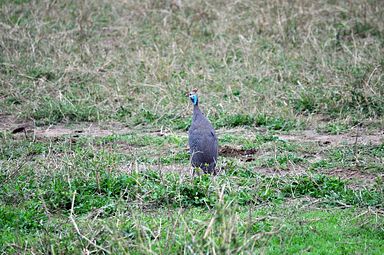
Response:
[1,0,384,254]
[1,0,383,127]
[310,143,384,174]
[1,167,383,253]
[1,131,383,253]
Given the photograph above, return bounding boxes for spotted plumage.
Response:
[188,89,218,174]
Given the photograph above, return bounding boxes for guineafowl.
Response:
[188,88,218,174]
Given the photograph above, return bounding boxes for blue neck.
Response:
[191,95,198,106]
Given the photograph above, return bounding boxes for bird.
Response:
[187,88,218,175]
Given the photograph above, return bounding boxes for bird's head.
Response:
[187,88,199,106]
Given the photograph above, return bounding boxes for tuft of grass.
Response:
[310,143,384,173]
[317,121,351,135]
[215,113,300,131]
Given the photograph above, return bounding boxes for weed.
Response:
[317,121,350,135]
[310,144,384,173]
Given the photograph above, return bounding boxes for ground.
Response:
[0,0,383,254]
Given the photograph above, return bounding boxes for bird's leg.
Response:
[203,163,210,174]
[192,167,204,177]
[190,166,195,177]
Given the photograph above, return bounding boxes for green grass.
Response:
[317,121,351,135]
[1,167,383,253]
[310,144,384,173]
[1,0,384,253]
[1,131,383,253]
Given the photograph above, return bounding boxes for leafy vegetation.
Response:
[1,130,383,253]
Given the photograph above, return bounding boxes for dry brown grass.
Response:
[1,0,383,128]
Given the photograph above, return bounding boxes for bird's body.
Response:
[188,89,218,174]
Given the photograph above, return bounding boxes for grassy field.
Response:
[1,0,383,254]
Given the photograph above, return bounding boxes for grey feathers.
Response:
[188,91,218,174]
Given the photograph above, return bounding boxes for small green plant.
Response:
[318,121,350,134]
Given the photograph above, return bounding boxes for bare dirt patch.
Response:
[278,130,383,146]
[219,146,257,156]
[2,117,177,141]
[3,121,133,139]
[34,124,131,138]
[0,114,26,131]
[219,145,258,161]
[2,116,382,188]
[119,163,190,175]
[2,115,382,147]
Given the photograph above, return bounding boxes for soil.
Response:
[219,145,258,161]
[3,122,131,139]
[2,116,381,146]
[219,145,257,156]
[1,116,382,187]
[277,129,383,146]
